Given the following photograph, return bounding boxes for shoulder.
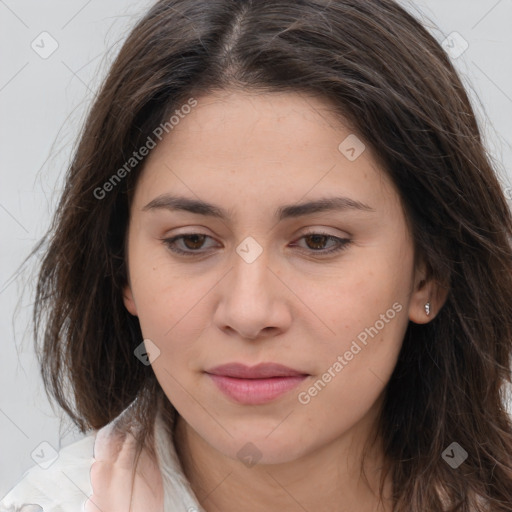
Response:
[0,400,197,512]
[0,432,96,512]
[0,402,160,512]
[85,416,164,512]
[0,416,163,512]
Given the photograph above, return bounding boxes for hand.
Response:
[85,427,163,512]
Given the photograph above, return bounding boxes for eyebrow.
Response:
[142,194,374,221]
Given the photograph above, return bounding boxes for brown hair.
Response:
[33,0,512,509]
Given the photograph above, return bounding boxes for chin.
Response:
[212,431,309,467]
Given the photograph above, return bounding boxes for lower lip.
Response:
[207,374,308,405]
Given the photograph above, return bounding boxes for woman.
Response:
[2,0,512,510]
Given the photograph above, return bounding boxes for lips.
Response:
[206,362,307,379]
[205,363,309,405]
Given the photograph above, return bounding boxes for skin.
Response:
[123,90,446,512]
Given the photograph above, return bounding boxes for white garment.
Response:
[0,400,204,512]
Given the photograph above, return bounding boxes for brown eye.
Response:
[304,234,330,250]
[181,234,207,250]
[163,231,351,257]
[294,232,352,255]
[163,233,217,255]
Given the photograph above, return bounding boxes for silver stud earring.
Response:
[424,302,431,316]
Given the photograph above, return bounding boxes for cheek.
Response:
[129,257,217,384]
[303,245,412,348]
[294,239,412,398]
[128,240,205,332]
[293,304,408,445]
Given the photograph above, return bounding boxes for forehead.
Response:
[154,90,352,158]
[133,90,401,221]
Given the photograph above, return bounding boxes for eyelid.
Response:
[299,226,351,238]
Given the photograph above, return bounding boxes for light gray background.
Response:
[1,0,511,496]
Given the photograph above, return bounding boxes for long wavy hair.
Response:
[33,0,512,510]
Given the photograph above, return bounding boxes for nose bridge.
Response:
[214,236,286,339]
[230,236,274,302]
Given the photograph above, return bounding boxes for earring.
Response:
[424,302,431,316]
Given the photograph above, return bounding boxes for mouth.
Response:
[205,363,309,405]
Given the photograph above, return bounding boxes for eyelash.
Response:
[162,231,352,257]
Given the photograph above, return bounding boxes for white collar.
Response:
[153,403,205,512]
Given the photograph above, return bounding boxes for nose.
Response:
[212,243,292,341]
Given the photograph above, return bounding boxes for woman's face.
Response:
[123,90,430,465]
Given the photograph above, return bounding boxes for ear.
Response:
[408,260,449,324]
[123,283,138,316]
